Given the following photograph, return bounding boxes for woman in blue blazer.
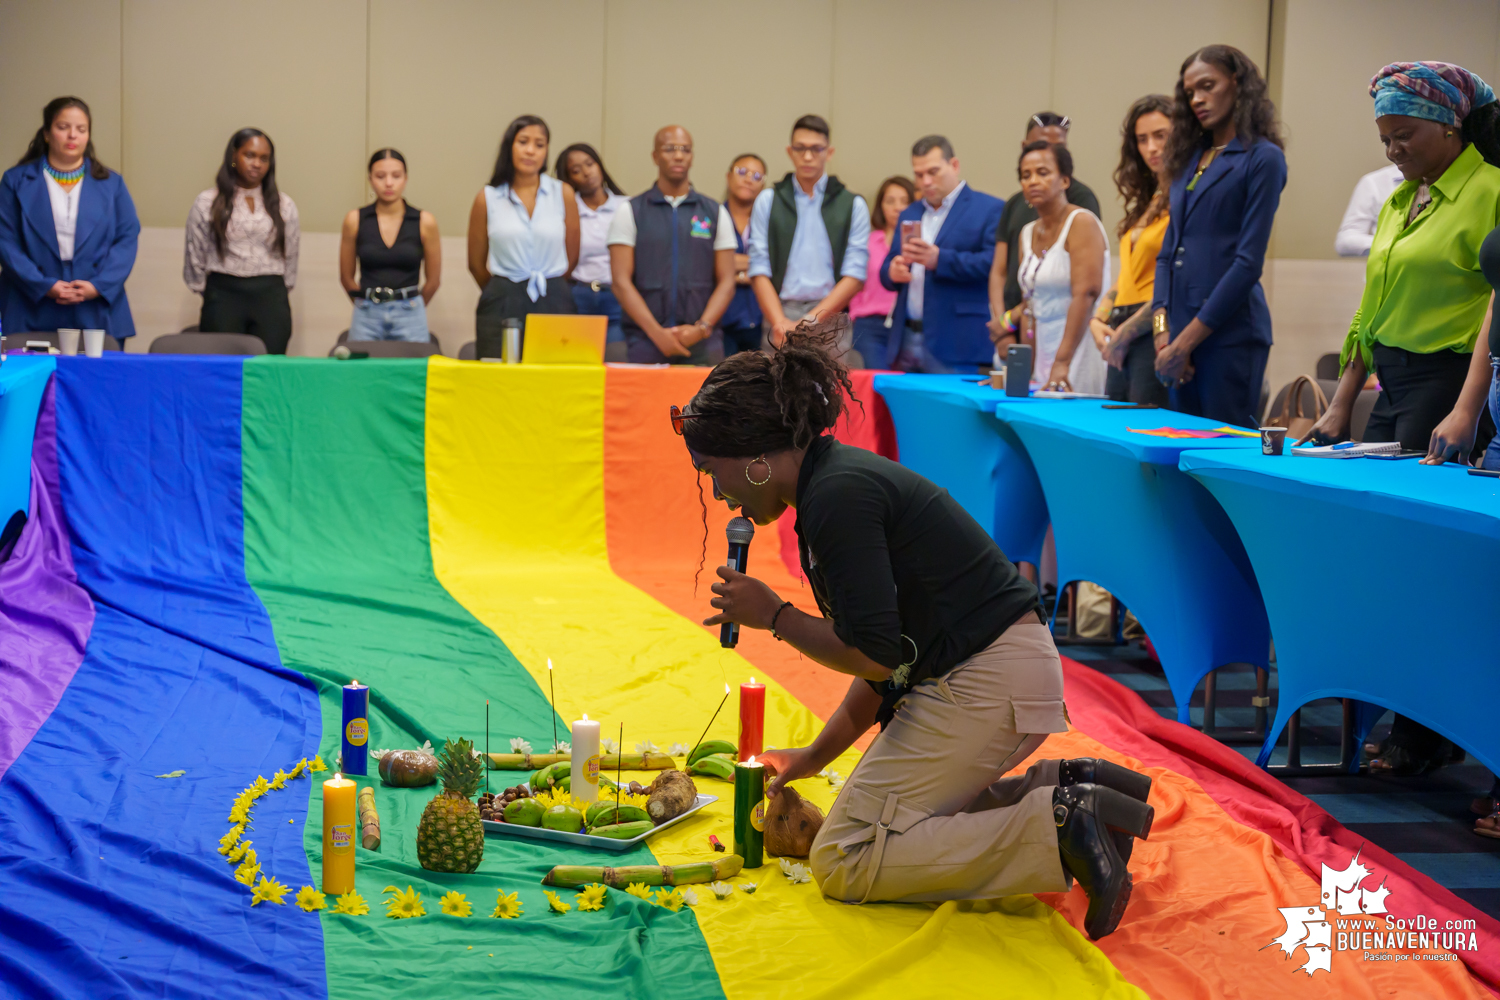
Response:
[0,97,140,344]
[1151,46,1286,427]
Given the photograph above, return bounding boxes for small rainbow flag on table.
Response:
[1127,425,1262,439]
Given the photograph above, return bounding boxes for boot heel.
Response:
[1094,759,1153,803]
[1095,786,1155,840]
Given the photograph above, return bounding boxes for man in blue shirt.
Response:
[748,115,870,350]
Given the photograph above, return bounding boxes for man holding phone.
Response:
[879,135,1004,372]
[748,115,870,349]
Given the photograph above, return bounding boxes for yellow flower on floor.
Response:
[295,886,326,912]
[576,883,607,912]
[268,769,290,790]
[288,759,306,778]
[439,891,472,917]
[544,889,571,913]
[227,840,252,864]
[330,891,369,915]
[491,890,522,919]
[227,799,250,824]
[383,885,425,919]
[251,775,269,796]
[308,755,328,773]
[624,882,653,900]
[250,876,290,906]
[218,825,244,856]
[234,858,261,886]
[654,888,684,912]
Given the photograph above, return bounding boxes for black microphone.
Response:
[720,516,756,648]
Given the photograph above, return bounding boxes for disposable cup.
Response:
[83,329,105,358]
[1260,426,1287,456]
[59,328,81,355]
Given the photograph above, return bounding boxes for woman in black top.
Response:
[678,321,1154,939]
[340,148,441,342]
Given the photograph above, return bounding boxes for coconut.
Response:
[765,785,824,857]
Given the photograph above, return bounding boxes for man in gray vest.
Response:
[608,125,738,364]
[748,115,870,350]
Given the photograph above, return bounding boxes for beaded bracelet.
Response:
[769,601,795,641]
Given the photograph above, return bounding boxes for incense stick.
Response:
[547,658,558,753]
[485,699,490,795]
[616,723,623,810]
[689,683,732,760]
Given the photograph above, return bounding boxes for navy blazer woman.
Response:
[0,159,140,341]
[879,185,1004,369]
[1151,137,1286,426]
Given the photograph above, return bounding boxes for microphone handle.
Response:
[720,541,750,648]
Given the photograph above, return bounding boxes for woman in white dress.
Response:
[1014,141,1110,393]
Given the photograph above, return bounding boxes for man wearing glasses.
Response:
[608,125,739,364]
[748,115,870,352]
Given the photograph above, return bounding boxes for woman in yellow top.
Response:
[1090,95,1173,405]
[1309,63,1500,457]
[1307,62,1500,777]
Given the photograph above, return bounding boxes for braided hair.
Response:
[1463,100,1500,166]
[682,317,856,458]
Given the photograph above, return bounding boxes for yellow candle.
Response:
[322,773,357,895]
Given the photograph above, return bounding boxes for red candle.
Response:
[738,677,765,761]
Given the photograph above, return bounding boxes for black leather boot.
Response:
[1058,758,1154,864]
[1054,783,1151,940]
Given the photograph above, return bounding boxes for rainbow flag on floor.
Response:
[0,356,1491,999]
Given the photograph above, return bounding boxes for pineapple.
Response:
[416,738,485,873]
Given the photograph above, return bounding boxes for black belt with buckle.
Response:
[587,280,611,293]
[357,285,421,304]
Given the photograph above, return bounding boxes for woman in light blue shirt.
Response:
[467,114,579,359]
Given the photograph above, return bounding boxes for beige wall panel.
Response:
[0,0,123,172]
[1276,0,1500,259]
[367,0,606,238]
[1050,0,1269,244]
[1263,256,1366,392]
[121,0,367,231]
[829,0,1052,209]
[603,0,833,198]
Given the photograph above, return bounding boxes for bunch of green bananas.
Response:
[686,741,738,781]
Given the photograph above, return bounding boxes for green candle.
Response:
[733,756,765,869]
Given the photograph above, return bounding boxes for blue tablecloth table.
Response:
[0,354,56,530]
[994,403,1272,723]
[1180,449,1500,774]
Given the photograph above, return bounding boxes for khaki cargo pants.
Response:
[809,622,1071,903]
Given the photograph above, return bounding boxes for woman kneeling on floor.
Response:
[676,319,1154,939]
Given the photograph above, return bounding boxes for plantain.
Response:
[588,820,653,840]
[530,761,571,791]
[687,740,737,765]
[584,802,651,829]
[687,755,736,781]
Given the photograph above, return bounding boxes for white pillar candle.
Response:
[570,714,602,802]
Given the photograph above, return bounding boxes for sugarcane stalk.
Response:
[487,751,676,771]
[542,855,743,888]
[357,786,381,851]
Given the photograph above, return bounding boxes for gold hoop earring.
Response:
[745,457,771,486]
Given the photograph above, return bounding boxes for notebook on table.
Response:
[1289,441,1401,458]
[522,314,607,365]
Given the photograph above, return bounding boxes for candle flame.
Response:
[582,712,589,721]
[547,658,553,671]
[724,683,730,694]
[750,677,756,684]
[335,773,342,781]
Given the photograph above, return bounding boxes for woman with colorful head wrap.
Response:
[1305,61,1500,776]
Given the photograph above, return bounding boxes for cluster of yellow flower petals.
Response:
[217,756,326,906]
[383,885,426,919]
[492,890,523,919]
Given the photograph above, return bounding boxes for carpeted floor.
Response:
[1066,641,1500,922]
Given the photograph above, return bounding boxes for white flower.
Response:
[509,737,533,754]
[778,857,792,876]
[785,863,812,884]
[668,742,690,757]
[709,881,734,900]
[635,740,659,754]
[739,881,758,894]
[371,749,391,761]
[601,738,618,754]
[551,740,571,754]
[825,770,842,787]
[679,887,699,906]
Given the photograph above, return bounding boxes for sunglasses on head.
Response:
[734,166,764,182]
[670,404,703,436]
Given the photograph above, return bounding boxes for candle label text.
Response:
[344,718,368,746]
[585,754,600,785]
[330,823,354,855]
[750,799,766,832]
